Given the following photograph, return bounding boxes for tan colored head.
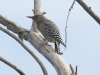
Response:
[27,15,47,23]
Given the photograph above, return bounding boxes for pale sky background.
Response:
[0,0,100,75]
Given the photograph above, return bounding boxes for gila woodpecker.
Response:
[27,15,66,54]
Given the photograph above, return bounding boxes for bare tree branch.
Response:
[75,66,78,75]
[76,0,100,24]
[66,0,76,28]
[70,64,75,73]
[65,0,76,49]
[30,0,42,33]
[0,14,72,75]
[34,0,42,15]
[70,64,79,75]
[30,0,46,33]
[0,57,25,75]
[30,0,72,74]
[0,25,48,75]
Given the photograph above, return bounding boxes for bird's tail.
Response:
[61,41,66,47]
[61,42,67,51]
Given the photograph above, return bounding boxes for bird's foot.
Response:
[58,51,63,55]
[55,50,63,55]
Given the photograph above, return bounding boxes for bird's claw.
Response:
[58,51,63,55]
[55,50,63,55]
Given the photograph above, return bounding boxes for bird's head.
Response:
[27,15,46,23]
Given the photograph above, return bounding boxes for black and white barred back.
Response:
[39,20,66,47]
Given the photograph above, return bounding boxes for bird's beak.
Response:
[26,16,33,18]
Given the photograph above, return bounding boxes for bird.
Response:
[27,15,66,54]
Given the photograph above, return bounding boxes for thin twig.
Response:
[65,0,76,49]
[0,57,25,75]
[70,64,75,73]
[0,26,48,75]
[75,65,78,75]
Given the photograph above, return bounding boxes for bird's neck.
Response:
[36,17,47,24]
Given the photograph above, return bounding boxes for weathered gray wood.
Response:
[30,0,42,33]
[30,0,46,33]
[0,0,81,74]
[0,25,48,75]
[0,14,72,75]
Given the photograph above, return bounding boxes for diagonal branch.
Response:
[70,64,79,75]
[0,25,48,75]
[70,64,75,73]
[29,0,72,74]
[76,0,100,24]
[0,57,25,75]
[0,14,71,75]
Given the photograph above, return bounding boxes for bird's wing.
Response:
[40,20,62,41]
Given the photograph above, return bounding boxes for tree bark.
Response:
[0,0,79,75]
[0,14,72,75]
[0,25,48,75]
[30,0,42,32]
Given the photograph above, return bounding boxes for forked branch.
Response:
[0,14,71,75]
[0,25,48,75]
[0,0,78,75]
